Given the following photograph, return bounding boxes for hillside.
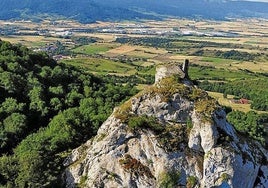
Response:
[0,0,268,22]
[0,40,137,187]
[63,63,268,187]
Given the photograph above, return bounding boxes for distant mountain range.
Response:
[0,0,268,22]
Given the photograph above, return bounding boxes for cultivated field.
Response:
[1,18,267,113]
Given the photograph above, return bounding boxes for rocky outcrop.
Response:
[63,65,268,188]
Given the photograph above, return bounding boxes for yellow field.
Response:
[106,45,167,58]
[107,45,137,54]
[75,33,116,42]
[231,61,268,72]
[169,55,198,61]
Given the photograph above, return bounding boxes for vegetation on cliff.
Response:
[115,76,219,124]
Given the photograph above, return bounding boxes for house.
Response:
[239,98,249,104]
[230,98,250,104]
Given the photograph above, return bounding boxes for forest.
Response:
[0,40,137,187]
[227,111,268,145]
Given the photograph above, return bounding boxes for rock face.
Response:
[63,65,268,188]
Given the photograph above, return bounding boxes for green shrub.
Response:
[128,115,164,133]
[189,88,208,101]
[156,124,187,152]
[227,111,267,146]
[158,170,181,188]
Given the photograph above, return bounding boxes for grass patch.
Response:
[220,173,229,182]
[145,76,191,102]
[156,124,188,152]
[113,99,133,122]
[195,98,219,123]
[186,118,193,135]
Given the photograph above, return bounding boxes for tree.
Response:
[0,98,25,115]
[49,98,62,111]
[0,155,18,187]
[0,72,25,93]
[227,111,267,145]
[3,113,27,135]
[28,86,48,116]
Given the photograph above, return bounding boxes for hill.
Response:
[63,63,268,187]
[0,0,268,22]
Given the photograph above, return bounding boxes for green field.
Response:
[200,57,236,64]
[188,66,262,81]
[61,57,137,75]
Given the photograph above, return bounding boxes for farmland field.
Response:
[72,43,116,55]
[0,35,66,47]
[1,18,268,113]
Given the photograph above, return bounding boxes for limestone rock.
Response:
[188,110,219,153]
[63,67,268,188]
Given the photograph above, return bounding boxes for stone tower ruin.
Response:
[155,59,190,83]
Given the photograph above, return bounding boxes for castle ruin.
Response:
[155,59,190,83]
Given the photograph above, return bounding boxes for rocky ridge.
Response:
[63,63,268,188]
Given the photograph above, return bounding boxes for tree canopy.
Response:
[0,40,137,187]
